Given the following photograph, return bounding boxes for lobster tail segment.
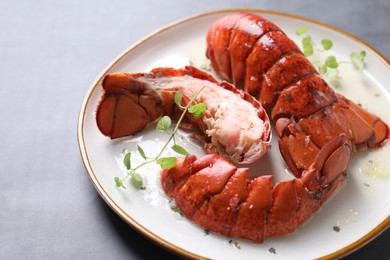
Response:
[300,135,351,192]
[206,12,248,81]
[229,14,282,87]
[96,73,163,138]
[340,94,389,148]
[192,167,249,237]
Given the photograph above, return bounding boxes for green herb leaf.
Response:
[130,173,143,189]
[302,36,313,56]
[325,56,339,69]
[319,64,328,74]
[302,36,311,46]
[171,144,189,155]
[123,152,131,170]
[350,50,366,71]
[188,103,206,118]
[174,91,183,106]
[156,157,177,169]
[321,39,333,50]
[296,27,309,36]
[303,45,314,56]
[137,145,147,160]
[114,177,123,188]
[156,115,172,133]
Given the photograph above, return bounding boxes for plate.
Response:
[78,9,390,259]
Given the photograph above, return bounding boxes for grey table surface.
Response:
[1,0,389,259]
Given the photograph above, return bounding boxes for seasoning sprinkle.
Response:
[229,240,241,249]
[333,225,341,232]
[268,247,276,254]
[171,205,183,216]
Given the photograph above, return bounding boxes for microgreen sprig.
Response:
[114,87,207,189]
[350,50,367,71]
[296,27,366,87]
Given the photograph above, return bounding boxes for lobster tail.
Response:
[206,12,389,151]
[96,66,271,164]
[161,134,351,243]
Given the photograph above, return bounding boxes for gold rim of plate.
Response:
[77,8,390,260]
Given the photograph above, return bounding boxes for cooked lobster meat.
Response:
[161,13,389,243]
[96,66,271,164]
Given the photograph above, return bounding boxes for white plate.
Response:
[78,9,390,259]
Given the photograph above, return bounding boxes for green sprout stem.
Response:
[117,86,206,188]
